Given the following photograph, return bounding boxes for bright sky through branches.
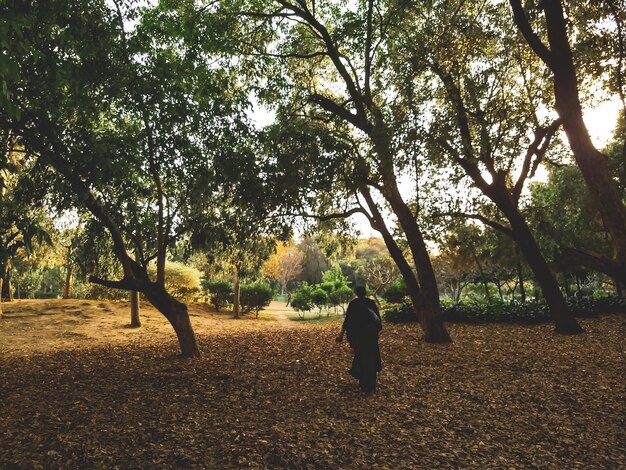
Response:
[251,96,624,238]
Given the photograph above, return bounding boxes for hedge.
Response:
[382,296,626,324]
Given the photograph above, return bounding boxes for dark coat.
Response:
[342,297,382,381]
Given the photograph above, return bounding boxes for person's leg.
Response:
[360,371,375,392]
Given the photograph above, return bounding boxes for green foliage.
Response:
[310,287,329,315]
[202,279,234,312]
[18,267,44,299]
[382,297,626,324]
[319,282,335,294]
[290,284,314,317]
[239,281,273,317]
[328,285,353,311]
[321,263,349,286]
[382,278,408,304]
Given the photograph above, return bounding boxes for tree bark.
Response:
[130,291,141,328]
[90,272,200,357]
[6,279,13,302]
[494,189,583,334]
[233,269,240,319]
[510,0,626,273]
[517,257,526,302]
[361,187,452,343]
[143,284,199,357]
[0,277,3,318]
[63,264,72,299]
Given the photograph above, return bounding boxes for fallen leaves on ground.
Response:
[0,301,624,469]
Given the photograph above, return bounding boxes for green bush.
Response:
[381,296,626,324]
[291,284,314,317]
[329,285,354,313]
[381,302,418,323]
[311,287,329,315]
[240,282,273,317]
[319,282,335,294]
[202,279,234,312]
[382,278,408,304]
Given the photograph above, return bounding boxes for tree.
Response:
[203,279,234,312]
[391,0,582,333]
[311,287,329,317]
[263,242,304,296]
[509,0,626,283]
[528,164,619,294]
[229,0,451,342]
[0,135,50,313]
[2,0,264,356]
[360,256,399,302]
[240,282,273,318]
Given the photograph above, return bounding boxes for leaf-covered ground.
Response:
[0,300,624,469]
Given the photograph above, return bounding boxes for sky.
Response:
[252,95,623,239]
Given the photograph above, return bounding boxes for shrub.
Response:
[240,282,273,317]
[291,284,314,318]
[329,285,354,314]
[148,262,202,301]
[382,278,408,304]
[202,279,234,312]
[311,287,329,316]
[319,282,335,294]
[382,296,626,324]
[381,302,418,323]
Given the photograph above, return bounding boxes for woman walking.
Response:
[336,286,382,392]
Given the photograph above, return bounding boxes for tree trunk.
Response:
[614,279,624,297]
[470,250,491,302]
[130,291,141,328]
[523,0,626,272]
[361,187,451,343]
[143,284,199,357]
[0,277,3,318]
[563,273,572,298]
[384,201,451,342]
[496,281,504,302]
[233,270,240,319]
[63,264,72,299]
[496,190,583,334]
[6,279,13,302]
[517,257,526,302]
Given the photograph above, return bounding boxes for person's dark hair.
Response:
[354,286,366,298]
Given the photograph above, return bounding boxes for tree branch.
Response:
[309,93,364,129]
[508,0,554,68]
[88,275,141,291]
[513,118,562,202]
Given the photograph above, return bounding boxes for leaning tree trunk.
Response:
[387,191,452,343]
[511,0,626,273]
[544,0,626,271]
[496,190,583,334]
[143,284,199,357]
[130,291,141,328]
[361,187,452,343]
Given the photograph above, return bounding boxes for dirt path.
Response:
[264,300,299,327]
